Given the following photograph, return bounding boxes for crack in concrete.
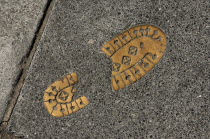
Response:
[0,0,56,133]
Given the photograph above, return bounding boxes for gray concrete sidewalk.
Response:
[1,0,210,138]
[0,0,48,123]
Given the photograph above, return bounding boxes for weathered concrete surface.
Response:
[0,0,48,122]
[8,0,210,138]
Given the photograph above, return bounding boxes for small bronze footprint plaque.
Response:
[43,73,89,117]
[102,25,167,91]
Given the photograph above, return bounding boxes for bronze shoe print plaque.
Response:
[102,25,167,91]
[43,73,90,117]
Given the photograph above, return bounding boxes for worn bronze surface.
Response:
[43,73,89,117]
[102,25,167,91]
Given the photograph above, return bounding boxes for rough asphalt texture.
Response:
[7,0,210,138]
[0,0,48,122]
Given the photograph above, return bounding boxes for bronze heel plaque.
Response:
[43,73,90,117]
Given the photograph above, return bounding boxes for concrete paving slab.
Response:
[7,0,210,138]
[0,0,48,122]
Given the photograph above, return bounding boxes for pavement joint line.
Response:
[0,0,57,131]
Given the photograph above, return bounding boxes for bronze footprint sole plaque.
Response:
[43,73,89,117]
[102,25,167,91]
